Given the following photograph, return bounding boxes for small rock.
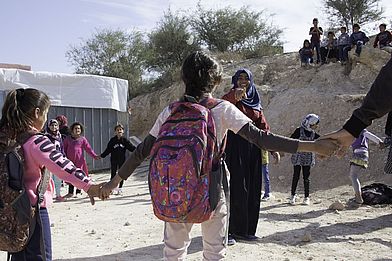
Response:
[301,231,312,242]
[328,201,345,211]
[124,221,131,226]
[90,229,96,235]
[50,223,55,227]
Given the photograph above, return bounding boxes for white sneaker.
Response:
[289,195,296,205]
[303,197,310,205]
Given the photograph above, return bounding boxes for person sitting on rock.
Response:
[373,23,392,53]
[299,39,314,66]
[320,31,338,64]
[348,24,369,57]
[337,26,351,64]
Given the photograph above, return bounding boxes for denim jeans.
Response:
[339,45,350,61]
[11,208,52,261]
[355,41,364,55]
[261,164,270,197]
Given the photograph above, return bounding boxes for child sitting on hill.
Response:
[299,39,314,66]
[337,26,351,64]
[373,23,392,53]
[349,129,383,204]
[320,31,338,64]
[348,23,369,57]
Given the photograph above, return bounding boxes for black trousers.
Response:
[110,160,125,188]
[291,165,311,197]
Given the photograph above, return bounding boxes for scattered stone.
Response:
[90,229,96,235]
[301,231,312,242]
[124,221,131,226]
[50,223,55,227]
[328,201,345,211]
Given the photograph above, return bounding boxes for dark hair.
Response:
[327,31,335,36]
[0,88,51,138]
[353,23,360,29]
[114,123,124,131]
[70,122,84,135]
[313,18,318,22]
[341,26,347,31]
[303,39,311,47]
[181,51,222,101]
[380,23,387,29]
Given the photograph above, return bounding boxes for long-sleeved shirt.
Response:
[101,136,135,163]
[63,135,98,175]
[23,134,92,207]
[373,30,392,48]
[338,33,351,46]
[343,57,392,137]
[350,31,369,45]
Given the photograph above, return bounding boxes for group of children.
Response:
[299,18,392,67]
[45,116,134,201]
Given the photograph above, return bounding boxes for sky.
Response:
[1,0,391,74]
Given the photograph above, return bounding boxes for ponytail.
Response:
[0,88,50,139]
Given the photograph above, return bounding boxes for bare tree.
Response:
[322,0,384,32]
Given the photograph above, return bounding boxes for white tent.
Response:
[0,69,128,112]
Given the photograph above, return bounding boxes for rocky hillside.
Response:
[128,46,392,192]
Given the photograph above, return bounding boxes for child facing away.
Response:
[299,39,314,66]
[1,88,101,261]
[45,119,66,202]
[99,51,338,260]
[373,23,392,53]
[100,124,135,195]
[290,114,320,205]
[337,26,351,64]
[64,122,100,198]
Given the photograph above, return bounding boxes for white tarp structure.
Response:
[0,69,128,112]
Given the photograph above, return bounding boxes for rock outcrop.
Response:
[128,46,392,192]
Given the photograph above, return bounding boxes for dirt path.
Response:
[2,163,392,260]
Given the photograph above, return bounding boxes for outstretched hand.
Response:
[87,182,106,205]
[320,129,355,158]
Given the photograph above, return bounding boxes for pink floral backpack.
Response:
[149,97,225,223]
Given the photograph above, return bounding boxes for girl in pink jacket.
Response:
[64,122,100,197]
[1,88,101,261]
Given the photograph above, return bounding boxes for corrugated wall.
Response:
[48,106,129,172]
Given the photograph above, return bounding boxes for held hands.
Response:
[99,174,123,200]
[87,182,107,205]
[319,129,355,158]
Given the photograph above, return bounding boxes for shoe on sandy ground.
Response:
[289,195,297,205]
[55,196,66,202]
[355,193,364,204]
[303,197,310,205]
[64,193,73,198]
[261,194,272,201]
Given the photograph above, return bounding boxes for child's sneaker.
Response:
[289,195,297,205]
[303,197,310,205]
[118,188,123,195]
[261,193,272,201]
[64,193,73,198]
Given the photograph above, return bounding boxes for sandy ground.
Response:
[2,161,392,261]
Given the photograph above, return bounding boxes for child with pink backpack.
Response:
[99,51,338,260]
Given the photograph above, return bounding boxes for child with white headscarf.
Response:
[289,114,320,205]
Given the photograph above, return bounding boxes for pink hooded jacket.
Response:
[23,134,92,207]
